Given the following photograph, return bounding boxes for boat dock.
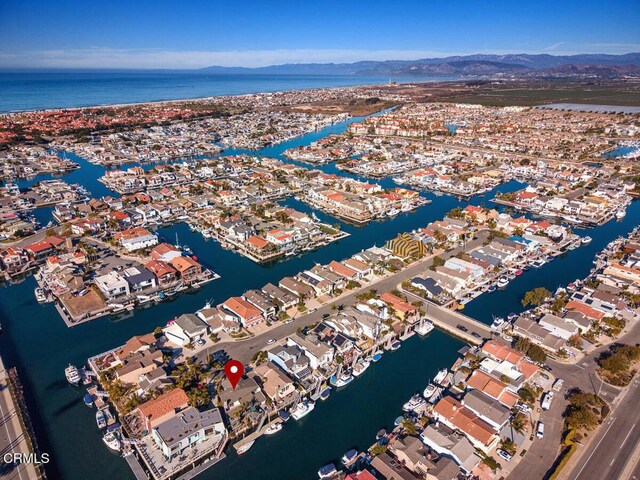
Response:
[232,417,283,453]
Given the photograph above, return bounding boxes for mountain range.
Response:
[200,53,640,77]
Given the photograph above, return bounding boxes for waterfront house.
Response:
[94,271,130,298]
[150,243,183,263]
[123,266,157,291]
[145,260,179,285]
[279,276,315,300]
[267,344,312,380]
[461,390,511,431]
[262,283,298,309]
[327,260,360,280]
[389,435,460,480]
[221,296,264,328]
[432,396,499,453]
[253,363,296,404]
[243,289,278,319]
[152,407,226,461]
[538,313,579,340]
[116,333,157,362]
[287,333,334,370]
[169,255,202,282]
[116,348,164,385]
[420,423,481,474]
[370,451,423,480]
[0,247,29,272]
[134,388,190,434]
[115,227,158,252]
[379,291,418,321]
[163,314,209,346]
[465,369,519,408]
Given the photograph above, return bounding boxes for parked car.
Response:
[541,391,554,410]
[497,449,512,462]
[552,378,564,391]
[536,421,545,438]
[456,324,468,332]
[267,338,276,345]
[284,318,294,324]
[517,403,532,414]
[196,339,206,347]
[471,331,482,339]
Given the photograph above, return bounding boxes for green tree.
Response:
[521,287,552,307]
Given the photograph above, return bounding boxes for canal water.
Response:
[0,115,638,480]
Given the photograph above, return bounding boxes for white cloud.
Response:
[0,44,638,69]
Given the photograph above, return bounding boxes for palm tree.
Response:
[401,418,418,436]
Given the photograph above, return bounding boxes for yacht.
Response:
[319,387,331,401]
[403,394,426,412]
[65,364,81,385]
[264,422,283,435]
[236,440,255,454]
[96,409,107,429]
[497,276,509,289]
[34,288,47,303]
[581,236,592,245]
[291,400,315,420]
[616,209,626,219]
[415,321,434,336]
[423,383,437,399]
[341,449,358,466]
[433,369,448,385]
[102,430,121,452]
[490,317,505,330]
[330,371,354,388]
[318,463,337,479]
[352,359,371,377]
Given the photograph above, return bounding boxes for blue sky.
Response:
[1,0,639,68]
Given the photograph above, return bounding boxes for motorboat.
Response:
[490,317,505,330]
[34,288,47,303]
[102,430,121,452]
[236,440,255,454]
[581,236,592,245]
[264,422,283,435]
[341,449,358,466]
[433,369,448,385]
[376,429,387,440]
[497,276,509,288]
[616,209,626,219]
[65,364,81,385]
[423,383,437,399]
[487,284,497,293]
[507,312,518,322]
[415,321,434,336]
[531,258,546,268]
[318,463,337,479]
[330,371,354,388]
[278,410,291,422]
[389,341,401,351]
[394,416,405,427]
[371,352,383,363]
[83,393,94,407]
[403,393,426,412]
[96,409,107,429]
[514,269,523,276]
[319,387,331,401]
[291,400,315,421]
[352,359,371,377]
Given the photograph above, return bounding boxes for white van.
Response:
[536,421,545,439]
[541,391,554,410]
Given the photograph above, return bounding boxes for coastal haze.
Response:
[1,2,640,480]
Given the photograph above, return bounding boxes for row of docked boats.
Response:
[318,448,360,478]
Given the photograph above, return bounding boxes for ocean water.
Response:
[0,72,445,113]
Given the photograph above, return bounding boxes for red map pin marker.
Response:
[224,360,244,390]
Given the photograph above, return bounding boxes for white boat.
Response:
[65,364,81,385]
[34,288,47,303]
[616,209,626,219]
[415,321,434,336]
[423,383,437,399]
[341,449,358,466]
[581,236,592,245]
[433,369,448,385]
[264,422,283,435]
[236,440,255,454]
[497,276,509,288]
[490,317,505,330]
[352,359,371,377]
[531,258,546,268]
[318,463,337,479]
[96,409,107,429]
[330,372,354,387]
[291,400,315,421]
[403,393,426,412]
[102,431,121,452]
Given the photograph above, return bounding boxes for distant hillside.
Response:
[200,53,640,77]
